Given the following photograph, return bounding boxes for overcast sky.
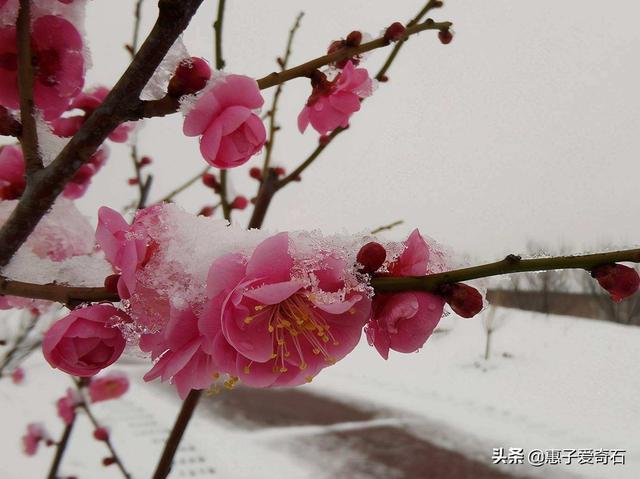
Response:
[78,0,640,262]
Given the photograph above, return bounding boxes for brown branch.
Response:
[151,389,203,479]
[0,276,119,304]
[0,0,206,268]
[47,419,76,479]
[247,169,279,229]
[137,17,451,119]
[371,220,404,235]
[16,0,41,177]
[213,0,227,70]
[219,170,231,221]
[371,249,640,292]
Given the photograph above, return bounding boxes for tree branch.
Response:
[156,165,210,204]
[47,418,76,479]
[16,0,41,177]
[371,249,640,292]
[151,389,203,479]
[0,0,206,268]
[213,0,226,70]
[0,276,119,304]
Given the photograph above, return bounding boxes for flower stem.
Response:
[47,419,76,479]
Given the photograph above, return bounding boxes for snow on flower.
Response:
[298,61,374,136]
[88,371,129,403]
[365,229,447,359]
[0,15,86,120]
[183,74,266,169]
[42,304,129,377]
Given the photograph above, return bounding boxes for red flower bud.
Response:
[357,242,387,274]
[249,167,262,180]
[273,166,286,177]
[102,457,116,466]
[327,39,345,55]
[71,164,94,185]
[591,264,640,302]
[103,274,120,294]
[201,173,219,189]
[139,156,153,167]
[93,427,109,441]
[231,196,248,210]
[378,75,389,83]
[127,178,139,186]
[384,22,406,43]
[198,206,216,217]
[438,29,453,45]
[345,30,363,47]
[167,57,212,97]
[438,283,483,318]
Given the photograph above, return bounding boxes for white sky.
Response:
[79,0,640,262]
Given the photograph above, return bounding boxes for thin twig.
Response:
[261,12,304,177]
[0,311,37,377]
[151,390,203,479]
[47,419,76,479]
[371,220,404,235]
[16,0,41,177]
[0,276,119,304]
[156,166,210,204]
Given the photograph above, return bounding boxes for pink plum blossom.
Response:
[183,74,266,169]
[11,366,24,384]
[0,15,85,120]
[52,87,135,142]
[62,147,109,200]
[56,387,80,425]
[204,232,372,388]
[42,304,129,377]
[0,144,24,200]
[365,229,445,359]
[298,61,374,135]
[88,371,129,403]
[22,423,49,456]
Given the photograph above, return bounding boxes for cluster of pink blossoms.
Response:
[36,203,480,398]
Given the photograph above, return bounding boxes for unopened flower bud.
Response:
[102,457,116,466]
[127,178,139,186]
[168,57,212,97]
[384,22,406,43]
[231,196,248,210]
[201,173,219,189]
[591,264,640,302]
[139,156,152,167]
[437,283,483,318]
[357,242,387,274]
[249,167,262,180]
[93,427,109,441]
[438,28,453,45]
[273,166,286,177]
[198,206,216,217]
[345,30,363,47]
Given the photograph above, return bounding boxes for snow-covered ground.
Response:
[1,308,638,478]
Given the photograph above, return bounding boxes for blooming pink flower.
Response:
[297,61,373,135]
[42,304,128,377]
[52,87,135,142]
[22,423,49,456]
[365,229,445,359]
[11,366,24,384]
[88,371,129,403]
[0,144,24,200]
[141,306,219,399]
[0,15,85,120]
[183,74,266,169]
[205,232,372,387]
[56,387,80,425]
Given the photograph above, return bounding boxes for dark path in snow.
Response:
[197,387,526,479]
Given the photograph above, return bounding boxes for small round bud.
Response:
[438,29,453,45]
[591,264,640,302]
[345,30,363,47]
[378,75,389,83]
[103,274,121,294]
[249,167,262,180]
[357,242,387,274]
[273,167,286,177]
[384,22,406,43]
[201,173,219,189]
[168,57,212,97]
[93,427,109,442]
[139,156,153,167]
[327,39,345,55]
[198,206,216,217]
[102,457,116,467]
[437,283,483,318]
[127,178,139,186]
[71,164,94,185]
[231,196,248,210]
